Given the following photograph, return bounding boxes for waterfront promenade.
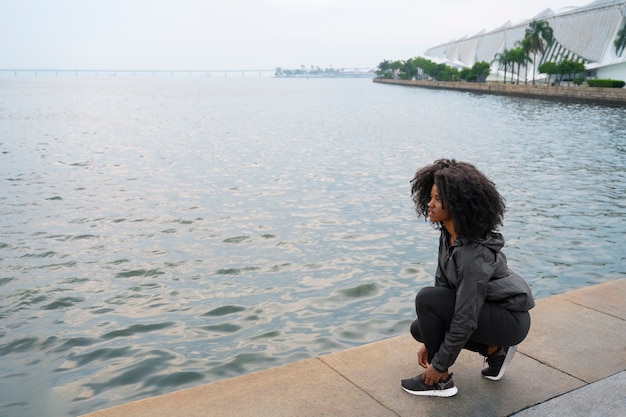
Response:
[373,78,626,106]
[82,278,625,416]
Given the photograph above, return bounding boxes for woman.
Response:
[401,159,534,397]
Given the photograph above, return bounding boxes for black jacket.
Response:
[431,230,535,373]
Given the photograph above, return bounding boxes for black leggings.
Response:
[410,286,531,363]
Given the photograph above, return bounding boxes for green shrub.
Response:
[587,79,625,88]
[572,77,584,86]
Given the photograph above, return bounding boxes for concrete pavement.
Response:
[82,278,626,417]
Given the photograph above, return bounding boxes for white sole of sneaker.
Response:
[402,386,459,397]
[485,345,517,381]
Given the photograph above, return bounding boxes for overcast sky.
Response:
[0,0,590,70]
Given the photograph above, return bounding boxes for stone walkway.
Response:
[82,278,626,417]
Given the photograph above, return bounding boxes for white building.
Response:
[424,0,626,82]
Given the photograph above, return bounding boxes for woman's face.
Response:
[427,184,452,224]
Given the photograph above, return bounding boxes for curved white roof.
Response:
[424,0,626,78]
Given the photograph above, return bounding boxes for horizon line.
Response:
[0,67,376,72]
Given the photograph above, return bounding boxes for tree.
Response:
[509,47,527,84]
[525,20,554,84]
[615,25,626,56]
[402,57,420,80]
[558,59,586,86]
[429,63,446,80]
[375,60,394,78]
[389,60,404,79]
[417,58,439,80]
[459,67,473,81]
[471,61,491,82]
[538,61,558,85]
[413,57,438,80]
[376,60,407,79]
[518,36,534,84]
[437,66,460,81]
[459,62,490,82]
[493,49,514,84]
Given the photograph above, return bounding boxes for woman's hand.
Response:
[417,345,446,385]
[417,345,429,368]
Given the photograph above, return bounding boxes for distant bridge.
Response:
[0,68,376,78]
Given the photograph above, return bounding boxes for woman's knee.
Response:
[415,286,455,313]
[410,319,424,342]
[415,286,438,309]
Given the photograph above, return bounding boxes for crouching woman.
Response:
[401,159,535,397]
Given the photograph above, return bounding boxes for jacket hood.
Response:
[475,232,505,252]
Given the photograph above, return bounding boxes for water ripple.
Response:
[202,305,247,317]
[102,323,176,340]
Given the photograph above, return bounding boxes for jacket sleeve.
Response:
[431,244,495,372]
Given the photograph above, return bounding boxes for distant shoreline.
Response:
[274,73,375,79]
[373,78,626,106]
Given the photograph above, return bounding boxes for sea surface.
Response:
[1,74,625,417]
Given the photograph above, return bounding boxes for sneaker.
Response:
[481,345,517,381]
[401,373,458,397]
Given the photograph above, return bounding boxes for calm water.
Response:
[1,75,625,417]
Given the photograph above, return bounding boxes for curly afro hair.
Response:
[410,159,505,241]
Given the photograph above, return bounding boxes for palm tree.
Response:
[525,20,554,84]
[519,36,534,84]
[615,25,626,56]
[509,47,528,84]
[493,49,513,84]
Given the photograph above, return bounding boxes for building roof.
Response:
[424,0,626,74]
